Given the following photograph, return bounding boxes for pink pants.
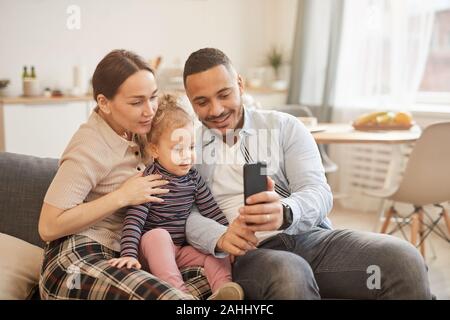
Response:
[139,228,232,293]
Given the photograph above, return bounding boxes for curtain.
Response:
[287,0,344,121]
[333,0,437,112]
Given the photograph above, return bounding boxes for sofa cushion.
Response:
[0,233,44,299]
[0,152,58,248]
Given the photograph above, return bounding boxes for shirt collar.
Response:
[240,105,256,136]
[90,108,138,157]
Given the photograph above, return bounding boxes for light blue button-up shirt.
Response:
[186,106,333,256]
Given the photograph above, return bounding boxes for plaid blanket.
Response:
[39,234,211,300]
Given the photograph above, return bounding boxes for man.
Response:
[184,48,431,299]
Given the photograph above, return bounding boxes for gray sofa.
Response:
[0,152,58,299]
[0,152,58,247]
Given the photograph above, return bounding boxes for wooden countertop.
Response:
[0,95,93,105]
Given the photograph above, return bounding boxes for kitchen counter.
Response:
[0,95,93,105]
[0,96,96,157]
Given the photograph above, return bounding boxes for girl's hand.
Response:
[116,172,169,206]
[108,256,142,269]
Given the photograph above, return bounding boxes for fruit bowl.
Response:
[352,111,414,131]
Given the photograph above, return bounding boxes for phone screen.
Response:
[243,162,267,205]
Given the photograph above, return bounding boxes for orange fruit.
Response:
[394,112,413,125]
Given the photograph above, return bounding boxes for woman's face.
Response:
[104,70,159,136]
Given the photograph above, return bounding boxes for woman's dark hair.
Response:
[92,49,153,101]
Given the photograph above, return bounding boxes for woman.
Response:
[38,50,207,300]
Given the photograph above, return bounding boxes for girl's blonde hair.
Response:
[147,94,193,146]
[137,94,192,161]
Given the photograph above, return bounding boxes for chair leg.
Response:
[374,200,388,232]
[411,213,420,248]
[380,206,395,233]
[418,208,425,258]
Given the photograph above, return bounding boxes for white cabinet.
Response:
[2,102,93,158]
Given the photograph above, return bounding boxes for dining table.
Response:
[309,123,422,144]
[304,121,422,207]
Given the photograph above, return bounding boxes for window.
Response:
[418,7,450,104]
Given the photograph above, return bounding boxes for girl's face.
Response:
[99,70,159,137]
[149,123,196,177]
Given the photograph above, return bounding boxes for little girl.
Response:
[109,94,243,300]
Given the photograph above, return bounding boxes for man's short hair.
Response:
[183,48,233,86]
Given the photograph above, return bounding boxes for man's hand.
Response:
[216,215,258,256]
[239,177,284,232]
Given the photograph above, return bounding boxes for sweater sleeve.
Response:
[279,114,333,232]
[120,204,149,259]
[44,131,112,210]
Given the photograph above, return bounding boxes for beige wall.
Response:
[0,0,298,96]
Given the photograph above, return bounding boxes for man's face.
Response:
[185,64,244,136]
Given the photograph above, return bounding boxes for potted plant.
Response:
[266,47,283,79]
[266,47,287,90]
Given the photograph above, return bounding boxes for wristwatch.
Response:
[279,203,293,230]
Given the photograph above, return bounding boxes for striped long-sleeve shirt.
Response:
[120,161,228,259]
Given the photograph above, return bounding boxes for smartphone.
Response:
[243,162,267,205]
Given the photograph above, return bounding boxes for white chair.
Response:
[365,122,450,257]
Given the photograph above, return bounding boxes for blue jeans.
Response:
[232,228,431,299]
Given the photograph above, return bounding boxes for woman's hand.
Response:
[115,172,169,206]
[108,256,142,269]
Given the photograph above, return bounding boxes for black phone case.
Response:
[243,162,267,204]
